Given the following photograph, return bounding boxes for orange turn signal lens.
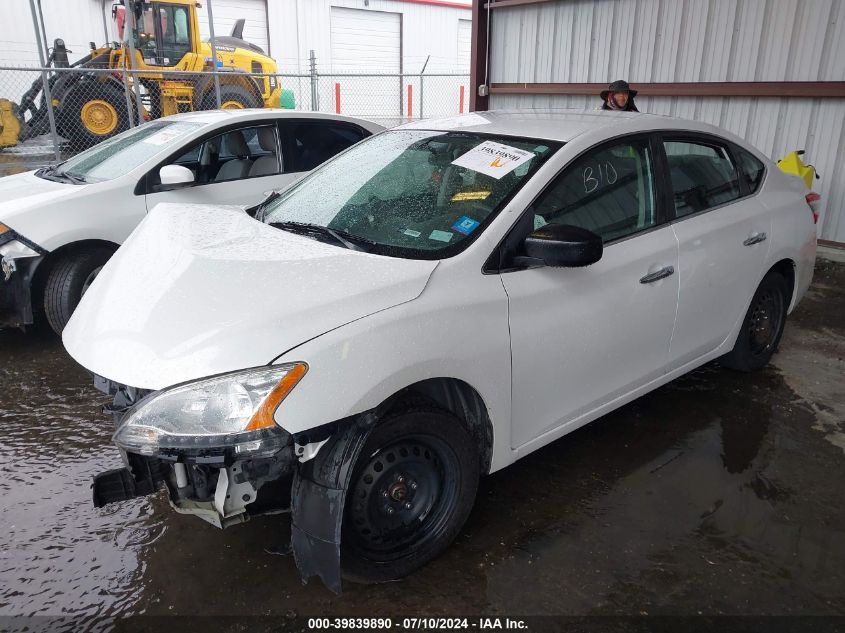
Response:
[0,223,9,236]
[245,363,308,431]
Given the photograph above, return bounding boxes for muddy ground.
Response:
[0,254,843,627]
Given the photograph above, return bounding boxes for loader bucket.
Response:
[0,99,23,149]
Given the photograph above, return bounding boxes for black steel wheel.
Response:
[721,270,789,372]
[341,407,479,583]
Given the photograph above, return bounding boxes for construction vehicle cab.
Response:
[0,0,280,150]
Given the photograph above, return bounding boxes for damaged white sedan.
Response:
[62,110,817,592]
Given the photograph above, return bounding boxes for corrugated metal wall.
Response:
[487,0,845,242]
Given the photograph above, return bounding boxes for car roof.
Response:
[161,108,385,131]
[394,109,737,145]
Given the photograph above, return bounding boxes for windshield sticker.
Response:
[402,229,422,238]
[429,230,453,243]
[451,141,535,180]
[452,216,480,236]
[142,124,198,146]
[451,190,491,202]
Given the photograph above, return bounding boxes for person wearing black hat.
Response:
[600,80,639,112]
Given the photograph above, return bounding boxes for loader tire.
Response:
[44,248,113,335]
[202,85,262,111]
[59,82,133,149]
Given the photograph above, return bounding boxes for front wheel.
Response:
[43,248,113,335]
[341,407,480,583]
[720,270,789,372]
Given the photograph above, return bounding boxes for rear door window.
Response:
[734,146,766,195]
[663,140,741,216]
[284,122,368,173]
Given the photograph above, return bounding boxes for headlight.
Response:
[113,363,307,460]
[0,240,40,259]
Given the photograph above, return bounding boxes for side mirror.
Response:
[157,164,195,190]
[521,223,603,268]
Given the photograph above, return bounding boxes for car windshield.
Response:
[260,129,559,258]
[48,121,204,183]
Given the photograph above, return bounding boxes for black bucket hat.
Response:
[601,80,638,100]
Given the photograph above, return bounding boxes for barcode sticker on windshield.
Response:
[451,141,535,180]
[142,124,197,146]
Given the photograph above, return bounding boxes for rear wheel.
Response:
[44,248,113,335]
[720,271,789,372]
[341,407,479,583]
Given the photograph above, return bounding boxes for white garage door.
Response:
[198,0,269,55]
[458,19,472,73]
[330,7,401,73]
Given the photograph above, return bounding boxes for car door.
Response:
[144,123,296,210]
[660,135,772,368]
[500,135,680,449]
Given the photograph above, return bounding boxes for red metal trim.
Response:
[401,0,472,8]
[459,85,466,113]
[484,0,557,7]
[335,83,341,114]
[408,84,413,119]
[470,0,489,111]
[490,81,845,98]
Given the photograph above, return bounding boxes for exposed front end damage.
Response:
[91,375,374,592]
[0,247,44,330]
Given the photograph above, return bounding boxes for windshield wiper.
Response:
[250,191,281,220]
[269,221,375,252]
[35,165,87,185]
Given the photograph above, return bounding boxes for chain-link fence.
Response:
[0,63,470,163]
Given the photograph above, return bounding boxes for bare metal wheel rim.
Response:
[748,287,783,356]
[81,265,104,297]
[347,434,461,560]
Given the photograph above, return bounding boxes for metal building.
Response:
[470,0,845,245]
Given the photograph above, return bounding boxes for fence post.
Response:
[419,55,430,120]
[407,84,413,120]
[335,83,341,114]
[459,85,465,114]
[309,50,318,111]
[124,0,146,124]
[28,0,60,162]
[206,0,223,108]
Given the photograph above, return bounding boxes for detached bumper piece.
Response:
[0,255,42,329]
[93,453,168,507]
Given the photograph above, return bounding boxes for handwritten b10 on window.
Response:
[583,161,618,194]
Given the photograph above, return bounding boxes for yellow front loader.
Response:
[0,0,281,149]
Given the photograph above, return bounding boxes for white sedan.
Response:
[63,110,816,592]
[0,109,383,333]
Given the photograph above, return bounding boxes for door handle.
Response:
[639,266,675,284]
[743,232,767,246]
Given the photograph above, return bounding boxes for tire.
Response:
[58,82,133,149]
[202,84,262,110]
[341,406,480,583]
[720,271,789,372]
[44,248,113,335]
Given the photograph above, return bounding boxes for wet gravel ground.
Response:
[0,260,843,626]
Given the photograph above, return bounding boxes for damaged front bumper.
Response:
[0,254,43,329]
[91,375,375,593]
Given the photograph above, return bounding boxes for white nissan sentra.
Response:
[62,110,817,592]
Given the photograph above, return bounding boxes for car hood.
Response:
[0,171,81,238]
[63,204,439,391]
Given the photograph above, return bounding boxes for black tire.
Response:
[720,271,789,372]
[341,407,480,583]
[58,81,133,149]
[44,248,113,335]
[202,84,262,110]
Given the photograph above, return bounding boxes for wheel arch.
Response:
[375,377,495,476]
[768,258,797,310]
[30,239,120,311]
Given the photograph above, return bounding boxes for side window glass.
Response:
[734,147,765,194]
[288,123,366,172]
[533,140,657,243]
[664,140,741,216]
[162,125,280,185]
